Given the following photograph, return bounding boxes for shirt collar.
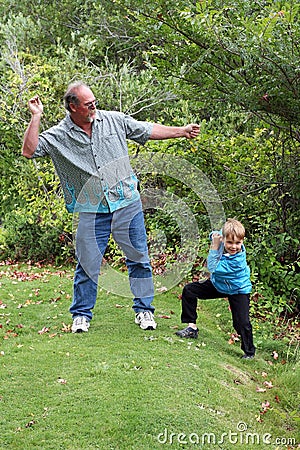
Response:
[64,111,103,132]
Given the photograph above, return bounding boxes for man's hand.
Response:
[183,124,200,139]
[22,95,43,158]
[28,95,43,115]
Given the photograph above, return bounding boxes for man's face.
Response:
[70,86,97,123]
[223,234,243,255]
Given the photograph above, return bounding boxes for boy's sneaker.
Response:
[241,354,254,360]
[71,316,90,333]
[135,311,157,330]
[175,326,198,339]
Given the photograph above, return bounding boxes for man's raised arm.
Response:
[22,95,43,158]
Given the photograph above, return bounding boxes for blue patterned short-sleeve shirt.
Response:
[31,110,153,213]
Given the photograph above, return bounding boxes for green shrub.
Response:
[1,207,74,264]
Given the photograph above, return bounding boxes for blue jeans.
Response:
[69,200,154,320]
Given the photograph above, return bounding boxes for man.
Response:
[22,81,200,333]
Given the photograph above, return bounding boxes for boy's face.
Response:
[223,234,243,255]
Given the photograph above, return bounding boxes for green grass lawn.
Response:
[0,264,299,450]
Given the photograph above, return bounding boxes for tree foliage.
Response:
[110,0,300,137]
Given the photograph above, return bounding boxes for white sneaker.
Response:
[71,316,90,333]
[135,311,157,330]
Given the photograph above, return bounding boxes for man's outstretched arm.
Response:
[149,123,200,140]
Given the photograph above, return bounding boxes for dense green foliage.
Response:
[0,0,299,322]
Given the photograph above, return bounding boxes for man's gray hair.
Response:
[63,81,89,111]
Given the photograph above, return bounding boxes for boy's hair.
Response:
[222,218,245,239]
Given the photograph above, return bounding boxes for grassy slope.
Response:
[0,265,299,450]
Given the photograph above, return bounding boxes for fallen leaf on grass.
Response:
[260,400,271,415]
[25,420,36,428]
[263,381,274,389]
[38,327,49,335]
[157,314,171,319]
[50,296,61,304]
[61,323,71,333]
[228,333,240,344]
[144,335,157,341]
[195,342,206,348]
[4,330,18,339]
[256,386,266,393]
[196,403,225,416]
[11,270,43,282]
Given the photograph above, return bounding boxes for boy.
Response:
[176,218,256,359]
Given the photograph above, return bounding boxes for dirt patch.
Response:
[222,363,254,385]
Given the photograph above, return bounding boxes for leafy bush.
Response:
[1,206,74,264]
[247,232,300,317]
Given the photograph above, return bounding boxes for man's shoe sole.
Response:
[140,324,157,330]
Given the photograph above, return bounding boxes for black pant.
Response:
[181,278,255,356]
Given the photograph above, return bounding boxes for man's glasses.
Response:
[83,100,98,110]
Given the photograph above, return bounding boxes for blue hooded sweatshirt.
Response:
[207,240,252,295]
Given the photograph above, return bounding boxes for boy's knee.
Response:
[182,283,193,299]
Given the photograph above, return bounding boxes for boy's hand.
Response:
[211,232,222,250]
